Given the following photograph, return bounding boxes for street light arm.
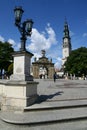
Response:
[15,23,24,36]
[14,6,33,51]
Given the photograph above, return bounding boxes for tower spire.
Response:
[63,19,70,39]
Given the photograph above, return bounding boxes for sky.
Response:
[0,0,87,69]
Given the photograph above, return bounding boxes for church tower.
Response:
[62,20,72,66]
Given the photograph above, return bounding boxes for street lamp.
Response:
[14,6,33,51]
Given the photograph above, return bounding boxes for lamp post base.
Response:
[1,80,38,111]
[0,51,39,111]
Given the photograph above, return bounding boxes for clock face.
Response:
[63,48,68,54]
[64,38,68,42]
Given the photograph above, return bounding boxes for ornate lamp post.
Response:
[0,7,38,112]
[11,6,34,81]
[14,6,33,51]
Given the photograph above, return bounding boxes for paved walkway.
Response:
[0,79,87,130]
[36,79,87,101]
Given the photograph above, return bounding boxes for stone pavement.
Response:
[0,79,87,130]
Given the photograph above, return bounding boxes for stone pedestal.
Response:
[1,51,39,111]
[10,51,33,81]
[1,80,38,111]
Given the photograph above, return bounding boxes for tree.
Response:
[8,63,13,76]
[64,47,87,77]
[0,41,14,74]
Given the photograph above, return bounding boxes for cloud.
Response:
[8,38,20,51]
[83,33,87,37]
[0,23,62,69]
[70,30,75,37]
[0,36,20,51]
[0,35,5,42]
[27,23,58,53]
[54,57,62,69]
[8,39,16,46]
[27,23,62,68]
[26,23,63,69]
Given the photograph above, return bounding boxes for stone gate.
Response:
[32,50,54,79]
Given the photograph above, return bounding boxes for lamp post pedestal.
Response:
[10,51,33,81]
[1,51,39,111]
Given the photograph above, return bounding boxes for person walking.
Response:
[53,72,57,82]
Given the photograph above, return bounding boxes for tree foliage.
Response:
[8,63,13,76]
[64,47,87,76]
[0,41,14,73]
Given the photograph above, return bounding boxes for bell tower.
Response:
[62,20,72,66]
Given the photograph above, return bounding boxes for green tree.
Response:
[8,63,13,76]
[64,47,87,77]
[0,41,14,74]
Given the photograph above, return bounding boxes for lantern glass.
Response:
[25,19,33,32]
[14,6,24,24]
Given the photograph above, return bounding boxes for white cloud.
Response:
[0,35,5,42]
[27,24,58,53]
[54,57,62,69]
[0,24,62,69]
[8,39,16,46]
[27,24,62,68]
[0,36,20,51]
[31,52,41,63]
[83,33,87,37]
[70,30,75,37]
[8,38,20,51]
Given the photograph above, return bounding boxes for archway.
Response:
[32,50,54,79]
